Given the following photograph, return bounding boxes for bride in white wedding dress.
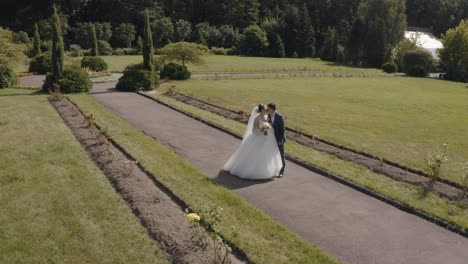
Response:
[223,104,283,180]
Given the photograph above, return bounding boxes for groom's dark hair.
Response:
[267,103,276,111]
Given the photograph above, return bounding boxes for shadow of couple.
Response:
[214,170,274,190]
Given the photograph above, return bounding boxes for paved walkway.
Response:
[18,76,449,263]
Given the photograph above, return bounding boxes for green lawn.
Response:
[151,90,468,231]
[68,93,338,264]
[97,55,379,73]
[0,89,166,263]
[171,77,468,185]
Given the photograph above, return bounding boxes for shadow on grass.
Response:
[0,89,44,97]
[215,170,273,190]
[323,61,376,70]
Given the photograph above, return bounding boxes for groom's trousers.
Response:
[278,144,285,174]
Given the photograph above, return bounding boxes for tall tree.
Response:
[91,24,98,56]
[439,19,468,82]
[347,0,407,67]
[297,4,315,57]
[142,9,154,71]
[32,23,41,56]
[51,5,64,82]
[320,27,339,62]
[271,33,285,58]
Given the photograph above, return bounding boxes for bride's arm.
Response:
[253,117,260,132]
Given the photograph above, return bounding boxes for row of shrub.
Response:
[42,65,92,93]
[0,65,19,89]
[382,49,434,77]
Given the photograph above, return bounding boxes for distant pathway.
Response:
[20,76,468,264]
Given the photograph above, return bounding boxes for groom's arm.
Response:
[278,115,286,144]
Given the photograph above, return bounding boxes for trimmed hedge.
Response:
[382,62,398,73]
[160,63,191,80]
[0,65,18,89]
[42,65,92,93]
[402,49,433,77]
[116,63,159,91]
[81,56,108,72]
[29,52,51,74]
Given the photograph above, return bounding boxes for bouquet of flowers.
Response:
[260,115,271,136]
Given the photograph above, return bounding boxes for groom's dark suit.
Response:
[269,112,286,175]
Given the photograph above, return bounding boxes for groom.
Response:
[267,103,286,177]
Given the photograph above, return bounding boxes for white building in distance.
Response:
[405,27,443,58]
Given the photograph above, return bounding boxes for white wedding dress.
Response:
[223,107,283,180]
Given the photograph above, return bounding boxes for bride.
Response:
[223,104,283,180]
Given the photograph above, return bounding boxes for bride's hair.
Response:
[257,104,265,113]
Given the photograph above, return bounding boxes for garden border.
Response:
[137,91,468,239]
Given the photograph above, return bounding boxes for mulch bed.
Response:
[50,97,244,264]
[167,92,468,204]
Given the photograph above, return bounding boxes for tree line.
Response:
[0,0,466,69]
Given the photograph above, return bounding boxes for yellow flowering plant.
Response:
[423,143,448,195]
[185,205,231,264]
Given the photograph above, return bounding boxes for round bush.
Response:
[402,49,433,77]
[116,63,159,91]
[42,66,92,93]
[98,40,113,55]
[29,52,51,74]
[160,63,191,80]
[81,56,108,72]
[382,62,398,73]
[0,65,19,89]
[443,63,467,82]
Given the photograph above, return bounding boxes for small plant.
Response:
[168,83,178,94]
[124,160,139,177]
[96,129,112,146]
[47,83,64,101]
[238,110,248,117]
[84,114,96,127]
[296,127,304,137]
[461,162,468,199]
[423,144,448,195]
[186,204,231,264]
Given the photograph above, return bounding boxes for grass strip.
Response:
[0,89,167,263]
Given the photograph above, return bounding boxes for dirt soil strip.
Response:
[191,72,405,80]
[50,97,246,264]
[167,92,467,204]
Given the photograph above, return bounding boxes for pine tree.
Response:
[305,27,316,57]
[271,33,285,58]
[320,28,338,61]
[197,30,207,46]
[136,36,143,53]
[142,9,154,71]
[32,23,41,56]
[297,4,314,57]
[91,24,99,56]
[51,5,64,82]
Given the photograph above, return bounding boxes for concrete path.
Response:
[87,82,468,263]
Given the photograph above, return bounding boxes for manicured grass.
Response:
[0,89,167,263]
[151,91,468,231]
[171,77,468,185]
[97,55,379,73]
[68,93,338,264]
